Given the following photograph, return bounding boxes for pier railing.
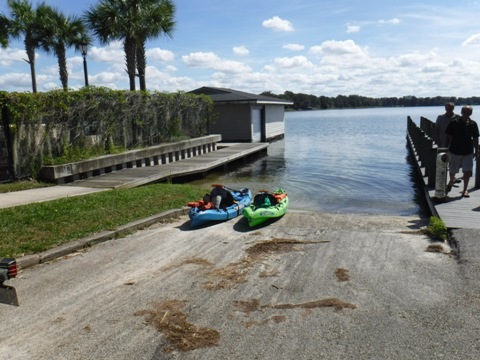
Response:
[407,116,480,189]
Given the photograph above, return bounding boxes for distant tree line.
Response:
[261,91,480,110]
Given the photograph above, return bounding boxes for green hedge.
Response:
[0,87,215,179]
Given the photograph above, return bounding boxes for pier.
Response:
[407,116,480,229]
[40,135,268,189]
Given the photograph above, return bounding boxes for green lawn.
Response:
[0,183,207,258]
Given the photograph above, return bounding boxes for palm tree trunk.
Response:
[25,38,37,93]
[136,42,147,91]
[57,44,68,91]
[124,38,136,91]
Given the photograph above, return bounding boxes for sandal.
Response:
[462,191,470,198]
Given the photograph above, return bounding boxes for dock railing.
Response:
[407,116,480,189]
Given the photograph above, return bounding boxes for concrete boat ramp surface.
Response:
[1,211,480,359]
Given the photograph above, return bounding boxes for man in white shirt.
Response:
[435,102,459,148]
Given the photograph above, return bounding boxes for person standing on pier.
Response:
[435,102,459,148]
[445,105,480,198]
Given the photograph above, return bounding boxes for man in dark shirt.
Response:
[445,105,480,197]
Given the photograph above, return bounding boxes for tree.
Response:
[0,0,51,93]
[84,0,135,90]
[134,0,175,91]
[84,0,175,91]
[38,6,90,91]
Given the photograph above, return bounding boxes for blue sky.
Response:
[1,0,480,97]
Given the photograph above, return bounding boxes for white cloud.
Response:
[0,72,33,89]
[262,16,294,32]
[462,34,480,46]
[164,65,177,72]
[90,42,124,64]
[346,18,401,34]
[395,51,436,67]
[272,55,314,69]
[347,25,361,33]
[283,43,305,51]
[421,62,446,73]
[145,66,194,91]
[182,52,251,73]
[91,71,124,85]
[233,46,249,56]
[0,48,30,66]
[146,48,175,62]
[68,55,83,67]
[379,18,401,25]
[310,40,364,56]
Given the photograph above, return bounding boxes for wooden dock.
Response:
[427,187,480,229]
[64,143,268,189]
[407,117,480,229]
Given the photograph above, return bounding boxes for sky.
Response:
[1,0,480,98]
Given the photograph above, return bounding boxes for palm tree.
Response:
[134,0,175,91]
[84,0,175,91]
[38,6,90,91]
[0,0,51,93]
[0,14,10,48]
[84,0,135,90]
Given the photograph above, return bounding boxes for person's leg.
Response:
[462,171,471,196]
[446,153,461,193]
[446,173,456,193]
[461,154,474,197]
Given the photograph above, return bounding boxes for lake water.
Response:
[190,106,479,216]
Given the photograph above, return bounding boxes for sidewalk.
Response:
[0,186,108,209]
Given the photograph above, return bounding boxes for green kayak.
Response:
[242,189,289,227]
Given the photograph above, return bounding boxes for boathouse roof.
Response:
[189,87,293,106]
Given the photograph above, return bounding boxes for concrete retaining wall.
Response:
[39,135,222,184]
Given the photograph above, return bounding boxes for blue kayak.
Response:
[187,186,252,228]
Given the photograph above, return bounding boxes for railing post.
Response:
[420,116,435,140]
[423,135,430,174]
[427,142,436,187]
[418,132,426,167]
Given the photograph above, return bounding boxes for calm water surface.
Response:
[190,106,479,216]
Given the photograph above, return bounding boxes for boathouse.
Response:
[189,87,293,143]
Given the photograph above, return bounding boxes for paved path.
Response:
[0,185,107,209]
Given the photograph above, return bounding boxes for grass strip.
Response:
[0,183,207,258]
[0,181,54,193]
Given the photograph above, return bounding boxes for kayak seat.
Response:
[253,193,278,207]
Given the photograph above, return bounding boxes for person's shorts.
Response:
[449,153,474,173]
